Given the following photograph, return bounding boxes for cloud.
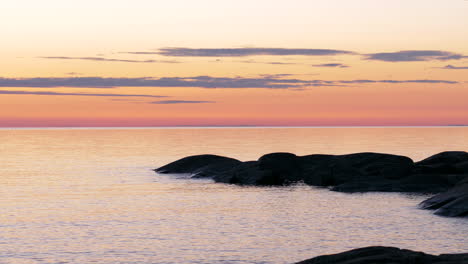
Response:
[238,60,299,65]
[110,98,144,102]
[150,100,215,104]
[0,76,328,89]
[0,90,168,98]
[259,74,295,78]
[337,79,458,84]
[264,61,298,65]
[0,76,459,90]
[440,65,468,70]
[126,47,355,57]
[365,50,466,62]
[40,56,179,64]
[312,63,349,68]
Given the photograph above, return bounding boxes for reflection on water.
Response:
[0,127,467,264]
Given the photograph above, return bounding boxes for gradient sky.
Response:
[1,0,468,127]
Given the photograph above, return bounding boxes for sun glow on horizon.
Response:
[1,0,468,126]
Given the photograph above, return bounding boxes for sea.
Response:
[0,127,467,264]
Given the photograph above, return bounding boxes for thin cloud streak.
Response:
[124,47,468,63]
[238,60,299,65]
[0,76,459,90]
[440,65,468,70]
[312,63,349,68]
[150,100,215,104]
[0,76,329,89]
[40,56,179,64]
[126,47,355,57]
[338,79,458,84]
[0,90,168,98]
[365,50,466,62]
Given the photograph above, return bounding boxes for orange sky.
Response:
[1,0,468,127]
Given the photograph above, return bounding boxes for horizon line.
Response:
[1,125,467,130]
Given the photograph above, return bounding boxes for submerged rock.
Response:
[293,246,468,264]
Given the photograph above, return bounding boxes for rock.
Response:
[299,154,336,186]
[420,178,468,217]
[190,159,244,178]
[415,151,468,175]
[331,180,398,193]
[332,153,414,190]
[454,161,468,174]
[213,161,268,185]
[154,152,454,192]
[293,246,468,264]
[258,152,303,183]
[416,151,468,167]
[154,151,468,217]
[333,152,414,181]
[410,152,468,201]
[300,153,414,192]
[213,153,302,186]
[154,154,241,174]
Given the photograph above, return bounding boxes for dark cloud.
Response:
[40,56,179,64]
[0,76,458,90]
[150,100,215,104]
[440,65,468,70]
[365,50,466,62]
[0,90,167,98]
[312,63,349,68]
[126,48,355,57]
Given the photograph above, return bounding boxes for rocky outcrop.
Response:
[418,152,468,217]
[154,154,241,177]
[155,151,468,217]
[420,178,468,217]
[293,246,468,264]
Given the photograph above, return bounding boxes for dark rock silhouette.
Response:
[155,151,468,217]
[420,177,468,217]
[304,153,415,192]
[293,246,468,264]
[154,154,241,177]
[417,152,468,217]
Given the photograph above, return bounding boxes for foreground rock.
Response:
[420,177,468,217]
[294,246,468,264]
[418,152,468,217]
[155,151,468,217]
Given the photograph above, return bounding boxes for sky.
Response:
[1,0,468,127]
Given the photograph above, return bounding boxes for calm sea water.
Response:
[1,127,467,264]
